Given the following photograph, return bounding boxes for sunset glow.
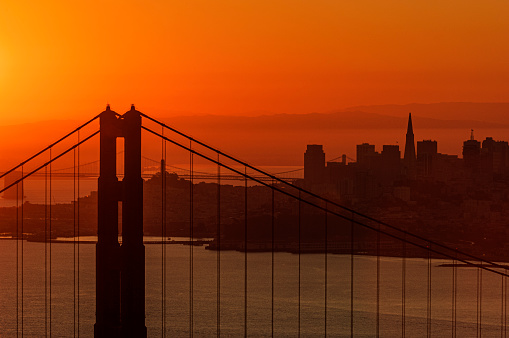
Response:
[1,0,508,125]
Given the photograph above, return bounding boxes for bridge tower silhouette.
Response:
[95,105,146,337]
[3,106,509,336]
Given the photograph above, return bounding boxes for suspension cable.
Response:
[0,131,100,195]
[189,145,194,338]
[0,115,100,181]
[271,179,275,338]
[16,175,19,337]
[77,130,80,337]
[452,253,456,337]
[141,126,509,277]
[45,164,48,337]
[21,166,24,336]
[324,202,328,337]
[161,132,164,335]
[140,114,505,271]
[477,265,480,337]
[216,154,221,338]
[427,243,431,338]
[49,148,52,336]
[377,222,380,338]
[244,167,248,338]
[74,147,77,338]
[502,274,505,338]
[402,233,406,338]
[298,190,301,337]
[505,269,507,338]
[480,262,483,337]
[351,211,354,337]
[163,130,167,337]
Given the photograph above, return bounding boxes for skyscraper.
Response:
[304,144,326,184]
[404,113,416,163]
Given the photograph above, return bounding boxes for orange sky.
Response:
[0,0,508,125]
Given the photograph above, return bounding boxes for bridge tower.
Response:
[94,105,147,338]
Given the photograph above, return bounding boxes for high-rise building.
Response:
[417,140,438,158]
[463,130,481,172]
[304,144,326,184]
[481,137,509,174]
[381,145,401,182]
[404,113,416,163]
[382,145,400,165]
[356,143,376,166]
[417,140,438,176]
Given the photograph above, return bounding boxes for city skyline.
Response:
[2,1,509,336]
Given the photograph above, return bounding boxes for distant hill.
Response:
[164,110,507,131]
[341,102,509,124]
[2,102,509,168]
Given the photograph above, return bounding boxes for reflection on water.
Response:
[0,240,506,336]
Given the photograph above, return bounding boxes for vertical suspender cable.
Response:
[477,266,480,337]
[271,180,275,338]
[73,148,77,338]
[15,173,19,335]
[163,133,167,337]
[427,243,431,338]
[377,222,380,338]
[244,167,248,338]
[189,144,194,338]
[351,211,354,337]
[480,262,483,337]
[298,190,301,338]
[77,130,80,337]
[161,128,165,337]
[216,154,221,338]
[161,132,164,336]
[45,165,48,337]
[452,255,456,338]
[21,166,24,336]
[504,269,507,337]
[502,273,504,338]
[324,202,328,337]
[454,251,457,336]
[49,149,53,336]
[402,233,406,338]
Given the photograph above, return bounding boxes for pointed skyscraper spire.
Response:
[404,113,416,162]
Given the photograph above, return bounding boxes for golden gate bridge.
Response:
[0,105,508,337]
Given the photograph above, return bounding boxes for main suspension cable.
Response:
[45,164,48,337]
[77,130,80,337]
[140,114,504,271]
[351,211,354,337]
[324,202,328,337]
[244,167,248,337]
[189,145,194,338]
[16,175,19,336]
[73,148,77,338]
[216,154,221,338]
[271,179,275,338]
[0,115,100,181]
[141,126,509,277]
[0,131,100,195]
[21,166,24,336]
